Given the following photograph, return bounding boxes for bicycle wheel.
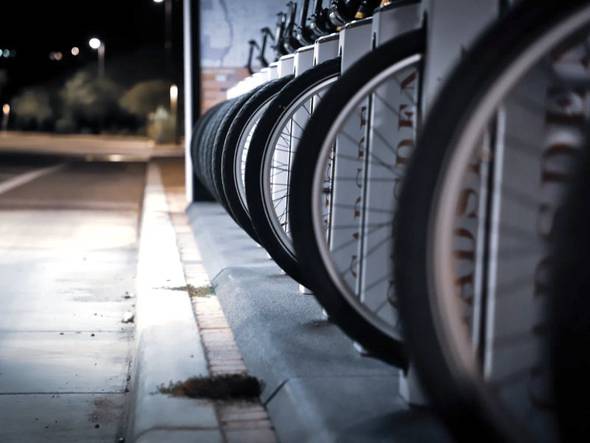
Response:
[289,30,424,366]
[199,99,236,200]
[212,90,265,211]
[221,76,294,241]
[394,1,590,441]
[191,102,225,190]
[245,59,341,285]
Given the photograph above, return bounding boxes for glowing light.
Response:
[71,47,80,56]
[2,104,10,115]
[170,85,179,103]
[89,38,102,50]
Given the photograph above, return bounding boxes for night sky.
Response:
[0,0,181,101]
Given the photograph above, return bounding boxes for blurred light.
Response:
[0,49,15,58]
[2,104,10,115]
[170,84,179,102]
[153,0,165,3]
[49,51,64,61]
[107,154,124,162]
[71,46,80,56]
[89,38,102,50]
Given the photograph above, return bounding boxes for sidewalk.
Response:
[128,159,276,442]
[0,161,145,442]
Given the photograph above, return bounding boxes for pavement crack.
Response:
[263,378,289,407]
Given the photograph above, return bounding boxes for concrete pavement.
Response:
[0,132,183,161]
[129,159,276,442]
[0,160,145,442]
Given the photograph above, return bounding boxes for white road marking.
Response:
[0,164,65,196]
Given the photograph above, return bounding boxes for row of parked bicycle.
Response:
[190,0,590,441]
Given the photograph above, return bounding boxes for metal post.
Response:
[421,0,499,113]
[183,0,204,202]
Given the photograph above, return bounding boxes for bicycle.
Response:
[393,0,590,440]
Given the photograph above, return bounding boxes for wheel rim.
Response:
[259,74,340,255]
[311,54,423,340]
[234,97,274,213]
[421,7,590,440]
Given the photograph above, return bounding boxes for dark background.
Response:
[0,0,180,102]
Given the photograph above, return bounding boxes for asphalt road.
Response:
[0,155,146,442]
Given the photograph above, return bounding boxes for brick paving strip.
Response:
[161,160,277,443]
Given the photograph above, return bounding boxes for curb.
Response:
[128,163,223,442]
[187,203,452,442]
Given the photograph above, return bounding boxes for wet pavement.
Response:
[0,158,145,442]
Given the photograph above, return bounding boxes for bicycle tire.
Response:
[394,1,590,441]
[289,31,424,367]
[200,99,236,200]
[221,76,295,242]
[245,59,341,286]
[212,91,262,210]
[191,102,225,191]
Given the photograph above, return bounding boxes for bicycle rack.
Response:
[295,45,315,75]
[364,0,425,404]
[185,0,561,421]
[295,44,318,296]
[405,0,561,414]
[424,1,582,425]
[327,17,373,302]
[294,35,340,296]
[278,53,296,78]
[272,52,297,254]
[269,61,280,80]
[313,32,339,65]
[421,0,499,113]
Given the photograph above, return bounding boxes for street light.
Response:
[170,84,178,113]
[89,38,106,78]
[2,104,10,132]
[170,84,180,144]
[71,47,80,56]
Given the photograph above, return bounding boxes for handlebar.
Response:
[295,0,316,46]
[258,27,274,68]
[273,12,289,58]
[328,0,363,26]
[308,0,338,38]
[249,0,381,68]
[246,40,260,75]
[282,1,304,53]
